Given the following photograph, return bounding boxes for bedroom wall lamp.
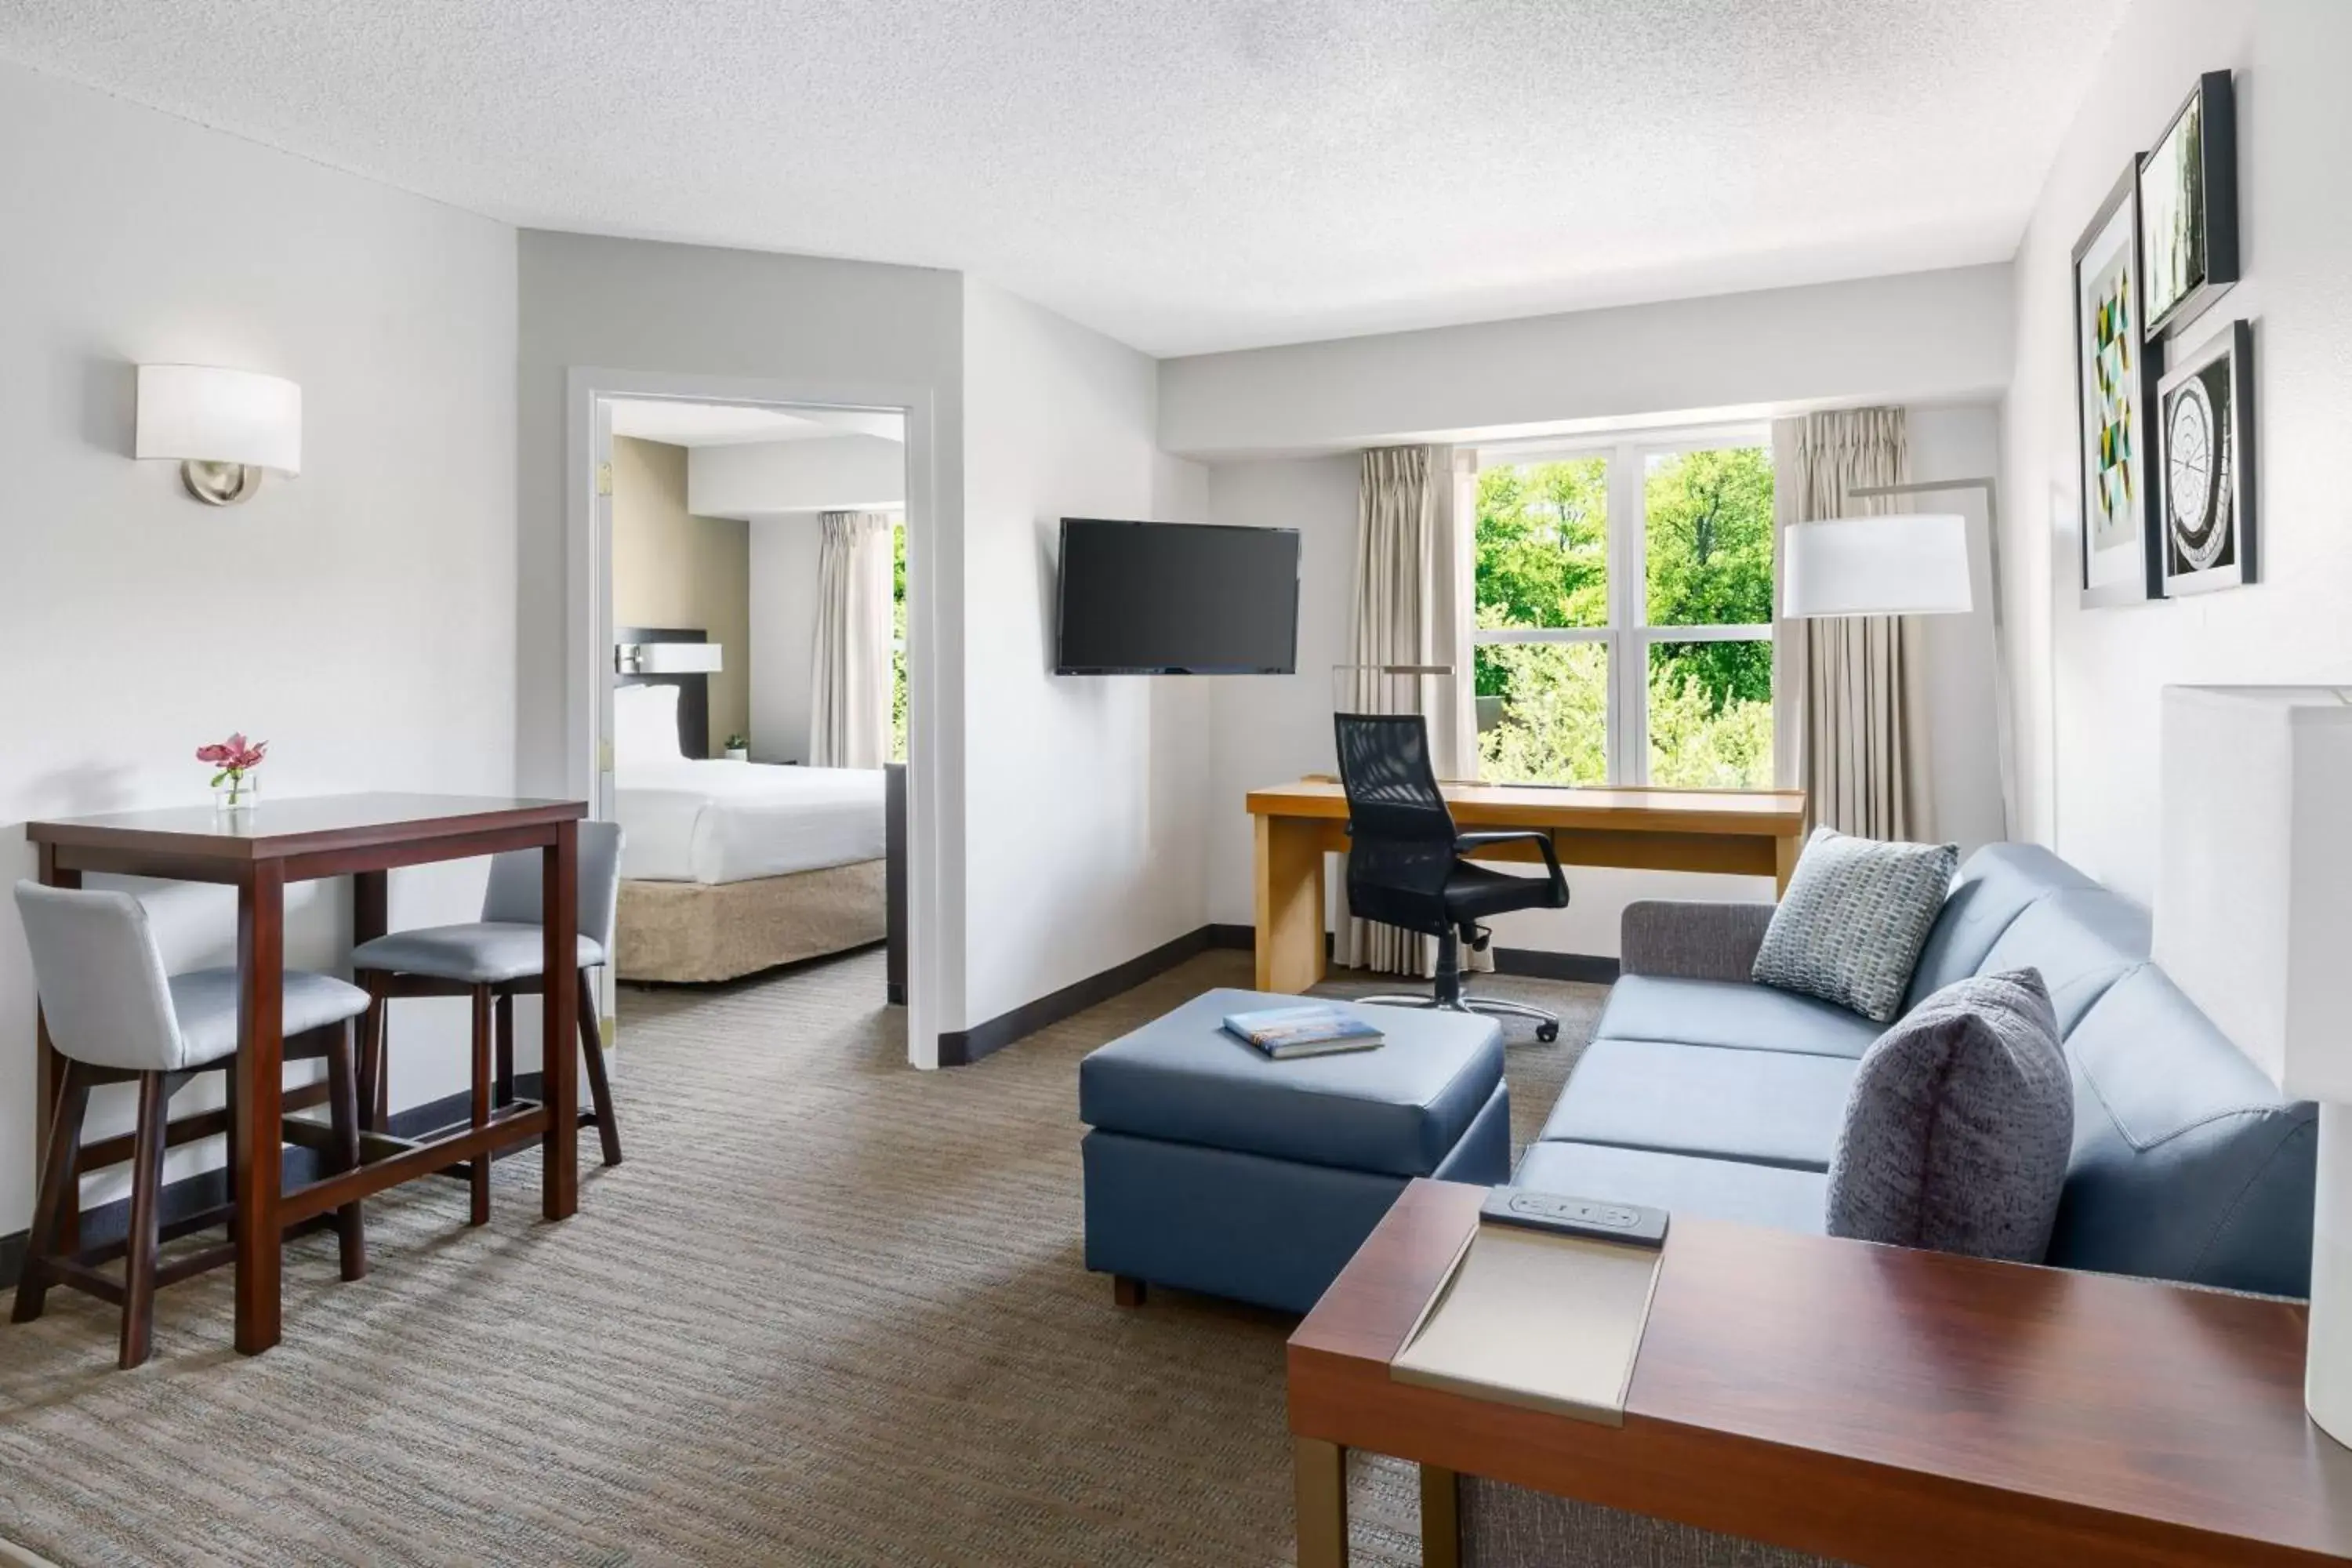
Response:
[135,364,303,506]
[615,642,724,675]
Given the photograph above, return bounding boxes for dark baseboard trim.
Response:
[939,926,1218,1067]
[1204,922,1617,984]
[1493,948,1620,985]
[0,1073,550,1293]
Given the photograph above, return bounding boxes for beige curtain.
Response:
[1771,409,1931,839]
[1340,446,1484,977]
[808,510,894,769]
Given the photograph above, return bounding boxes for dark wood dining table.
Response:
[27,792,588,1355]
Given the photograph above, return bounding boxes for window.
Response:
[1473,433,1775,789]
[891,519,909,764]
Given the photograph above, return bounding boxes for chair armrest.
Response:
[1620,900,1776,982]
[1456,831,1568,903]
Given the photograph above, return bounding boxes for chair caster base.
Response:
[1536,1022,1560,1044]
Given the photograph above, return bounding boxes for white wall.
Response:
[690,434,906,518]
[0,61,518,1234]
[960,278,1210,1026]
[1161,265,2015,459]
[1996,0,2352,904]
[1200,401,2009,958]
[748,517,825,762]
[514,231,975,1033]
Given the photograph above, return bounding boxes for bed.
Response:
[611,675,887,983]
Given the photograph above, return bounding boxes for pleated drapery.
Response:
[808,511,894,770]
[1771,409,1931,840]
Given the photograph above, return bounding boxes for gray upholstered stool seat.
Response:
[168,968,371,1058]
[350,924,605,985]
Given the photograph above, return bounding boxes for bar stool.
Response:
[11,880,371,1369]
[352,822,624,1227]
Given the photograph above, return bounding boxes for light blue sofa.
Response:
[1515,842,2320,1297]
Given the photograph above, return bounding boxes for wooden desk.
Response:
[1245,780,1807,993]
[27,793,586,1356]
[1290,1180,2352,1568]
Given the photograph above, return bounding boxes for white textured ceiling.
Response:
[607,401,902,445]
[0,0,2125,355]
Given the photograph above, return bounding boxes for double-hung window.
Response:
[1471,429,1776,789]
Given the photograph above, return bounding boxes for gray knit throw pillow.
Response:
[1751,827,1957,1022]
[1826,968,2074,1264]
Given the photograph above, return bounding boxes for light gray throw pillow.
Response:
[1751,826,1957,1022]
[1826,968,2074,1263]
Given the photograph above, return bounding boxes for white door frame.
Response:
[565,367,945,1069]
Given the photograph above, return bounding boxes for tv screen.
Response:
[1054,519,1300,675]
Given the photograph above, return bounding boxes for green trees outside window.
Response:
[1474,444,1775,790]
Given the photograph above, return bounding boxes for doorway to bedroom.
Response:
[595,394,913,1058]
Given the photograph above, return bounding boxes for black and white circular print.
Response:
[2165,357,2234,573]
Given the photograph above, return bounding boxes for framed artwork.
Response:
[2074,162,2164,606]
[2157,319,2256,596]
[2140,70,2239,339]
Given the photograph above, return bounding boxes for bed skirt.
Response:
[617,860,886,984]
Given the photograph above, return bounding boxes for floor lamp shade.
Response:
[2154,684,2352,1448]
[1781,513,1970,619]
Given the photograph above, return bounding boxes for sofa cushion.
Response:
[1538,1037,1856,1171]
[1753,828,1958,1023]
[1827,969,2073,1263]
[2049,965,2319,1295]
[1905,843,2096,1010]
[1514,1141,1828,1235]
[1969,887,2147,1035]
[1595,974,1882,1059]
[1076,988,1503,1178]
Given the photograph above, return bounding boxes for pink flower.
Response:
[198,733,269,774]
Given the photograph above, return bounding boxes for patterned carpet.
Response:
[0,947,1602,1566]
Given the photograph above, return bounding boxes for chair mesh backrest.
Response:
[480,821,626,952]
[13,880,184,1073]
[1334,713,1460,937]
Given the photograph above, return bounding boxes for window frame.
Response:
[1471,423,1774,788]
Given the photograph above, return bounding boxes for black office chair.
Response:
[1334,713,1570,1042]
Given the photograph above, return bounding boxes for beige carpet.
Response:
[0,949,1602,1566]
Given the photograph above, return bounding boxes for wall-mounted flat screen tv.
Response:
[1054,518,1300,675]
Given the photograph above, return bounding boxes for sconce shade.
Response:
[616,641,724,674]
[136,365,302,475]
[1782,513,1971,618]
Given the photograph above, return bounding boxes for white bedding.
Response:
[615,759,886,885]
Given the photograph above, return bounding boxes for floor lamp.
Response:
[1785,477,2013,841]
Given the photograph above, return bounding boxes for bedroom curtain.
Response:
[1340,445,1482,978]
[1771,408,1932,840]
[809,510,894,770]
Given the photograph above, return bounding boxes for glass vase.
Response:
[213,773,260,817]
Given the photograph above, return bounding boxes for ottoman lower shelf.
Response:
[1083,1081,1511,1313]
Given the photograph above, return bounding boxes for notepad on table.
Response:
[1388,1214,1664,1426]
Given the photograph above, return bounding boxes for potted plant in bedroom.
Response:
[724,732,750,763]
[198,731,267,816]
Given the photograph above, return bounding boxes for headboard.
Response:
[615,626,711,760]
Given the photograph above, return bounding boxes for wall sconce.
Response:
[135,365,303,506]
[615,642,724,674]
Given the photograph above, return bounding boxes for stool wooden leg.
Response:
[470,985,492,1226]
[119,1070,169,1370]
[357,976,389,1134]
[13,1060,89,1325]
[1420,1465,1461,1568]
[325,1021,369,1281]
[578,971,622,1167]
[493,993,515,1109]
[1295,1436,1350,1568]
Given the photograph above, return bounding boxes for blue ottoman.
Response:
[1079,988,1509,1312]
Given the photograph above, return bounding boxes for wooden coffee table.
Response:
[1288,1179,2352,1567]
